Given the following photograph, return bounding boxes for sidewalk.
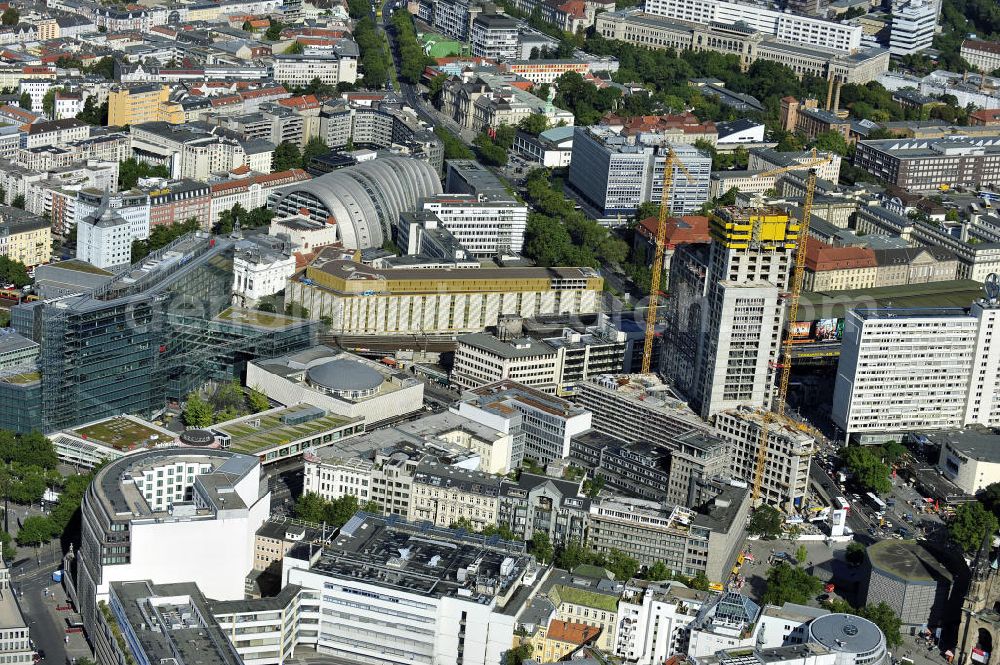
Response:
[36,582,91,664]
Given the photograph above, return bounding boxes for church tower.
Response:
[958,534,1000,665]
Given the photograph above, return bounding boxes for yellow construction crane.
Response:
[641,147,694,374]
[749,149,833,505]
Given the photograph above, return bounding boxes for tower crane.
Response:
[749,149,833,505]
[641,147,695,374]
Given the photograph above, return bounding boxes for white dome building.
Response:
[268,155,442,249]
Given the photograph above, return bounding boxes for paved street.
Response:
[12,543,91,665]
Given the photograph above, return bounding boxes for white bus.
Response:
[867,492,887,514]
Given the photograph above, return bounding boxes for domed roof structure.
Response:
[269,156,442,249]
[807,613,887,665]
[307,358,384,394]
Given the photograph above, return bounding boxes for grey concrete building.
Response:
[864,539,958,632]
[586,482,751,581]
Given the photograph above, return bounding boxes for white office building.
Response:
[282,514,531,665]
[643,0,863,52]
[832,298,1000,440]
[662,208,797,419]
[76,449,271,639]
[568,126,711,217]
[74,189,151,269]
[232,239,296,307]
[933,430,1000,495]
[454,380,593,466]
[889,1,936,57]
[452,334,561,393]
[615,581,712,664]
[246,345,424,427]
[470,13,520,60]
[420,193,528,256]
[272,50,359,86]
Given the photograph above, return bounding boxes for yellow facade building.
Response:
[527,620,601,662]
[108,84,181,126]
[286,248,604,335]
[0,209,51,267]
[710,206,800,250]
[36,19,59,41]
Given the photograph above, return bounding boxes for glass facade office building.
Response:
[11,233,316,432]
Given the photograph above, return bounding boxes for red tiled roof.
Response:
[804,239,876,272]
[603,112,715,136]
[239,85,287,100]
[970,108,1000,124]
[0,105,38,123]
[210,94,241,107]
[637,215,711,247]
[963,39,1000,56]
[210,169,311,194]
[546,620,600,646]
[278,94,319,110]
[556,0,587,16]
[292,27,348,38]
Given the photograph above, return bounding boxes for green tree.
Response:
[295,492,328,523]
[762,562,823,605]
[434,126,474,159]
[748,505,784,539]
[242,20,254,32]
[0,257,29,288]
[951,501,999,553]
[131,217,200,262]
[326,495,361,526]
[392,12,432,84]
[473,132,508,166]
[248,387,271,413]
[118,157,170,190]
[264,20,283,41]
[861,602,903,648]
[77,97,108,126]
[0,531,14,562]
[811,130,850,156]
[10,195,23,210]
[503,643,533,665]
[272,141,302,172]
[18,91,30,111]
[555,541,589,570]
[42,88,60,118]
[427,74,447,105]
[284,40,305,54]
[353,16,391,88]
[796,544,808,565]
[647,560,670,581]
[182,392,213,427]
[518,113,549,135]
[846,541,866,566]
[285,302,309,318]
[1,8,19,25]
[881,441,908,464]
[86,57,116,80]
[301,137,330,169]
[606,549,640,581]
[530,531,553,564]
[582,475,605,498]
[842,445,892,495]
[347,0,369,19]
[689,571,711,590]
[16,515,53,547]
